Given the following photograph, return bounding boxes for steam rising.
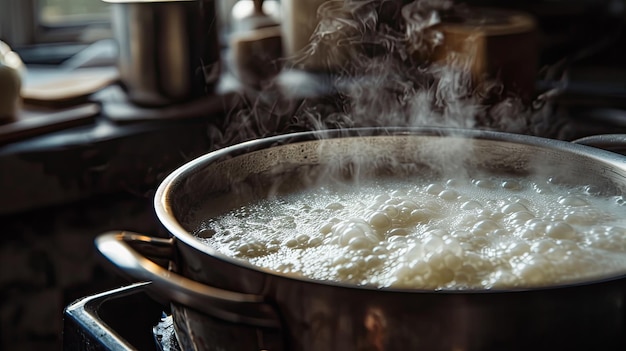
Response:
[210,0,562,149]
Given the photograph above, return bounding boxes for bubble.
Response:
[368,211,391,230]
[285,239,299,248]
[533,183,552,194]
[461,200,483,210]
[531,240,556,254]
[381,205,400,218]
[391,190,406,197]
[426,183,445,195]
[445,178,462,187]
[409,209,437,224]
[473,179,495,189]
[373,245,388,255]
[308,237,323,247]
[469,236,490,249]
[525,218,548,231]
[517,227,540,240]
[555,239,579,252]
[339,227,363,246]
[195,228,216,238]
[438,189,459,201]
[544,247,567,261]
[438,268,455,284]
[501,202,529,214]
[546,222,577,240]
[502,180,523,191]
[326,202,344,210]
[506,211,535,226]
[443,254,463,270]
[450,230,471,240]
[563,211,596,225]
[399,200,419,211]
[365,255,383,269]
[388,228,409,237]
[444,238,464,256]
[506,241,531,257]
[385,197,402,205]
[583,185,602,196]
[464,252,492,272]
[374,194,390,204]
[332,255,350,266]
[387,241,408,251]
[297,234,310,243]
[349,236,376,250]
[558,195,590,207]
[460,263,477,277]
[319,218,339,234]
[508,196,531,207]
[471,219,500,235]
[323,237,336,245]
[424,200,443,212]
[427,251,447,270]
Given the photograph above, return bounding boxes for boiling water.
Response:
[194,175,626,289]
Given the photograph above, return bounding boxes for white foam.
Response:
[197,175,626,289]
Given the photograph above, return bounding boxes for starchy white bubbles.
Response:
[196,175,626,290]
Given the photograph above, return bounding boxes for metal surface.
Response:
[573,134,626,156]
[105,0,220,106]
[63,282,161,351]
[98,127,626,351]
[96,232,282,328]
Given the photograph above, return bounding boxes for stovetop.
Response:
[63,282,177,351]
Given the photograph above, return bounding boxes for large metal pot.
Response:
[104,0,221,106]
[96,127,626,351]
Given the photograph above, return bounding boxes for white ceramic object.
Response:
[0,41,24,123]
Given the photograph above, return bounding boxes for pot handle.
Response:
[95,231,282,329]
[571,134,626,156]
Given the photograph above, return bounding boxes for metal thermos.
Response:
[105,0,221,106]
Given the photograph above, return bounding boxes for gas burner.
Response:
[154,316,181,351]
[63,282,173,351]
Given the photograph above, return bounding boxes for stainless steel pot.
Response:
[96,127,626,351]
[104,0,221,106]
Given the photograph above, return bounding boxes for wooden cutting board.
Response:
[0,103,99,146]
[21,68,118,107]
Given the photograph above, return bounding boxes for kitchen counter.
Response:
[0,80,237,215]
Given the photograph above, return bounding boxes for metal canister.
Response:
[104,0,221,106]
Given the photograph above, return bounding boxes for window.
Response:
[0,0,112,47]
[39,0,111,25]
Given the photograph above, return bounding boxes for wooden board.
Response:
[0,103,99,146]
[21,68,118,108]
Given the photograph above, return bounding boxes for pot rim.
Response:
[154,127,626,293]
